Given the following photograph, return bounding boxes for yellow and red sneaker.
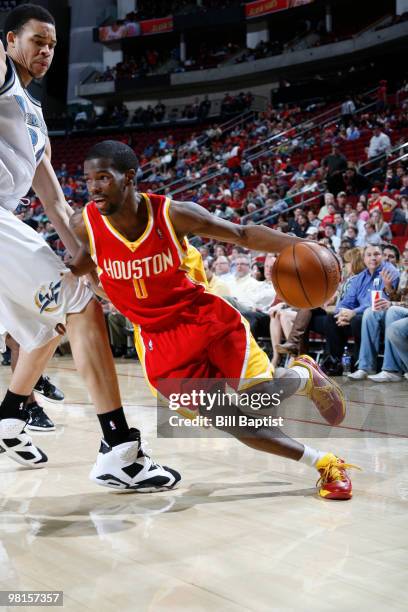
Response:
[316,453,360,500]
[291,354,346,426]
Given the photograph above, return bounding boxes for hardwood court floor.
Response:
[0,356,407,612]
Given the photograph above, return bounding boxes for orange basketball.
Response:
[271,242,341,309]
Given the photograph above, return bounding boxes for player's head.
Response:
[84,140,139,216]
[4,4,56,80]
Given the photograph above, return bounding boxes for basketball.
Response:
[271,242,341,309]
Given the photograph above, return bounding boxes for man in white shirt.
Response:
[229,255,261,308]
[324,224,341,252]
[238,254,277,339]
[367,125,391,160]
[214,255,235,285]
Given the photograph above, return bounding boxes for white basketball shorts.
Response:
[0,206,93,353]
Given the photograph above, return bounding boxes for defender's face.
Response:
[84,158,128,216]
[8,19,56,79]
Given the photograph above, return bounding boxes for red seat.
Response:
[392,237,407,252]
[390,223,407,237]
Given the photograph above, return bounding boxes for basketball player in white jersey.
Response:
[0,4,180,491]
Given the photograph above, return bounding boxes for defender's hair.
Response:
[4,4,55,39]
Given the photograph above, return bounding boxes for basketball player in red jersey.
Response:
[70,140,359,500]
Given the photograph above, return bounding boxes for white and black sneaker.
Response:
[90,428,181,492]
[34,375,64,403]
[26,403,55,432]
[0,418,48,468]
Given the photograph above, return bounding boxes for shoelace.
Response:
[119,444,139,464]
[140,440,164,469]
[316,459,361,487]
[119,440,164,468]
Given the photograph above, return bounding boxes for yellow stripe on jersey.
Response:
[162,197,186,261]
[239,333,274,390]
[133,325,158,397]
[180,241,208,287]
[162,197,208,288]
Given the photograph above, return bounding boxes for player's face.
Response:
[8,19,56,80]
[84,158,132,216]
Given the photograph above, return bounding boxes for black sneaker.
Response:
[1,349,11,366]
[34,375,64,403]
[26,403,55,432]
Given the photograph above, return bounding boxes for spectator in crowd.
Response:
[363,221,382,246]
[370,209,393,242]
[305,225,319,240]
[344,224,359,247]
[382,245,400,267]
[269,302,298,368]
[324,224,341,252]
[320,202,337,227]
[392,195,408,224]
[230,173,245,192]
[346,124,360,140]
[356,198,370,221]
[295,212,310,238]
[349,249,407,381]
[367,124,391,160]
[214,255,235,285]
[240,254,277,340]
[251,262,265,281]
[333,211,346,238]
[318,192,335,220]
[324,244,399,371]
[229,254,261,308]
[307,209,320,228]
[341,95,356,125]
[322,144,347,195]
[204,258,231,297]
[343,166,370,195]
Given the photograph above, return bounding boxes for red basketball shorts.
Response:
[133,292,273,397]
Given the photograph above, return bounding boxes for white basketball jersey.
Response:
[0,56,48,211]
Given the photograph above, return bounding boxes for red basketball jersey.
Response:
[83,193,206,330]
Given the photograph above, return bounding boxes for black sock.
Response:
[0,390,29,421]
[97,407,131,447]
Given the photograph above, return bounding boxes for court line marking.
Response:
[46,366,407,409]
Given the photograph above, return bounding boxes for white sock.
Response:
[299,445,327,468]
[290,365,310,392]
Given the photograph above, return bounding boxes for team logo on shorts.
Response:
[34,280,62,313]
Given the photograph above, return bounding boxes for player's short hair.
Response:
[4,4,55,38]
[85,140,139,174]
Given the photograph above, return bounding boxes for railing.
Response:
[139,109,256,189]
[166,87,379,200]
[361,141,408,177]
